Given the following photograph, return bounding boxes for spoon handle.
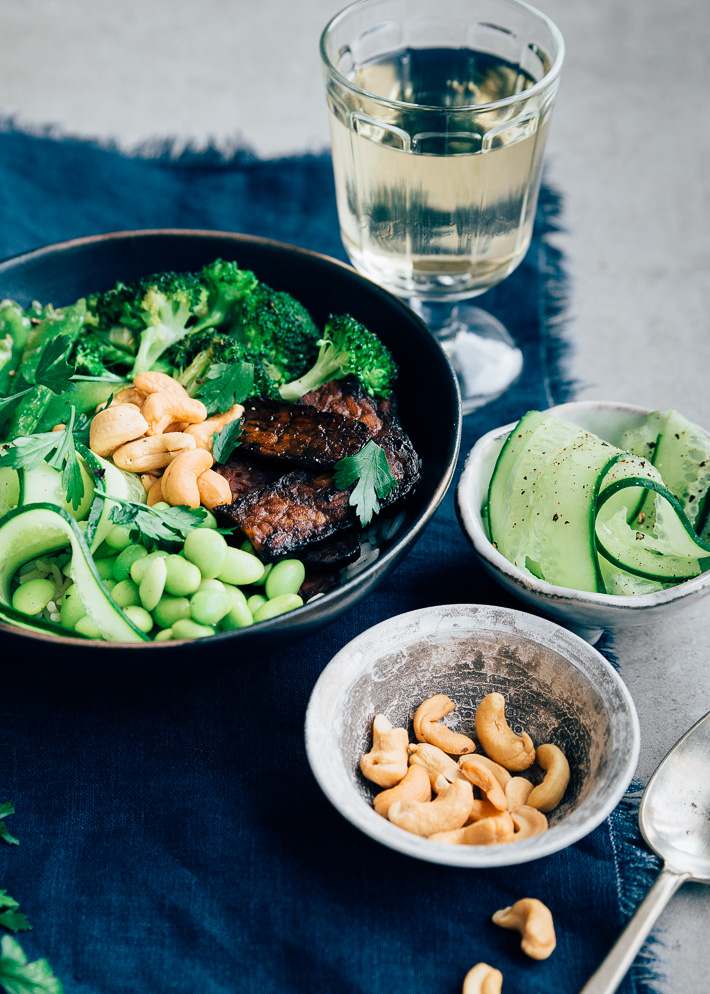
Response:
[579,866,688,994]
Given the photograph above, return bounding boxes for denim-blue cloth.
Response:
[0,129,662,994]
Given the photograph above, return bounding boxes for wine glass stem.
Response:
[409,299,463,347]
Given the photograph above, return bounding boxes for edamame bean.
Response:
[123,605,154,633]
[152,596,191,629]
[154,628,174,642]
[218,548,264,586]
[197,509,218,529]
[60,585,86,629]
[197,578,225,593]
[152,501,171,510]
[240,539,254,553]
[172,619,215,639]
[252,593,303,622]
[93,541,116,560]
[221,599,253,630]
[183,529,227,578]
[246,594,268,615]
[111,578,141,609]
[12,577,56,616]
[96,558,117,581]
[113,544,148,582]
[250,563,272,588]
[104,524,133,551]
[74,616,101,638]
[130,550,168,584]
[164,555,201,596]
[139,557,167,612]
[265,559,305,599]
[223,584,248,607]
[190,589,231,626]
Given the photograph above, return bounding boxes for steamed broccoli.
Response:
[278,314,397,402]
[233,284,321,387]
[190,259,259,335]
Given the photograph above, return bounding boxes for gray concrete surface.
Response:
[2,0,709,990]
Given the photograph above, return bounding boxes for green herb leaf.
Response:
[32,336,77,395]
[0,804,18,847]
[0,408,86,511]
[0,913,31,935]
[0,390,32,413]
[0,895,19,913]
[0,936,63,994]
[333,440,398,526]
[94,493,211,551]
[197,361,254,415]
[212,418,242,464]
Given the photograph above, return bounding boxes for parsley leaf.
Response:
[0,936,63,994]
[0,391,32,413]
[0,891,31,938]
[212,418,242,464]
[197,361,254,415]
[333,440,398,527]
[32,336,76,395]
[0,803,18,847]
[0,409,86,510]
[95,494,210,551]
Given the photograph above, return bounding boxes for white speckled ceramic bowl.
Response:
[304,603,639,868]
[456,401,710,643]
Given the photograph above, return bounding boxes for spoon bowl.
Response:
[580,711,710,993]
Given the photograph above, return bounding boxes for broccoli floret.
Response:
[279,314,397,402]
[190,259,259,334]
[232,284,321,387]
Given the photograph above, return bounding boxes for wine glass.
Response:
[320,0,564,412]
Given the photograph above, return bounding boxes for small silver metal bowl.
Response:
[305,603,640,868]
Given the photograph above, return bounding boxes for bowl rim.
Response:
[304,602,641,868]
[457,399,710,611]
[0,228,462,649]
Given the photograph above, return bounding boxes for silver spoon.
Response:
[580,710,710,994]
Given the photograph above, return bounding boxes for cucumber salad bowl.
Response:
[0,230,461,671]
[457,401,710,644]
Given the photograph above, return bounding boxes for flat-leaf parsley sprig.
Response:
[94,493,234,551]
[197,361,254,415]
[0,408,87,510]
[0,936,63,994]
[0,804,18,848]
[212,417,242,464]
[334,440,397,527]
[0,335,78,413]
[0,893,31,936]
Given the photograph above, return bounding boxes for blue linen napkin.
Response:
[0,127,662,994]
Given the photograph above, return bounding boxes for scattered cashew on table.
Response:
[359,692,571,847]
[87,370,240,510]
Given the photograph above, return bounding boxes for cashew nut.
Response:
[52,423,66,432]
[360,715,409,788]
[185,405,244,451]
[89,404,150,458]
[142,392,207,436]
[161,448,214,509]
[462,963,503,994]
[474,693,535,771]
[459,754,512,791]
[492,898,556,960]
[465,799,502,824]
[505,777,534,810]
[111,386,147,407]
[112,432,196,472]
[527,744,570,813]
[459,757,508,811]
[431,811,515,846]
[388,779,473,837]
[413,694,475,755]
[196,469,233,509]
[146,477,164,506]
[141,473,160,492]
[133,371,189,397]
[408,742,462,786]
[373,764,431,818]
[510,805,548,839]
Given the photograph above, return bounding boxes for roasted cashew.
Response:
[112,432,196,472]
[89,404,149,458]
[413,694,475,755]
[161,448,214,509]
[146,478,164,506]
[142,392,207,436]
[360,715,409,788]
[474,693,535,771]
[196,469,233,509]
[459,754,511,790]
[111,386,147,407]
[527,744,570,813]
[505,777,534,810]
[141,473,160,492]
[462,963,503,994]
[164,421,191,433]
[408,742,462,786]
[465,799,502,824]
[492,898,556,960]
[133,371,188,397]
[373,764,431,818]
[432,812,515,846]
[459,757,508,811]
[388,778,473,837]
[510,805,548,839]
[185,405,244,451]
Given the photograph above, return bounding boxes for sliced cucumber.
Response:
[20,459,95,520]
[79,447,146,549]
[0,503,148,642]
[0,467,20,519]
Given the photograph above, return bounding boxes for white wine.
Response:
[327,48,553,300]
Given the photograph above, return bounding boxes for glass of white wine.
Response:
[320,0,564,412]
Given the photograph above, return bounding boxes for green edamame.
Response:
[104,524,133,551]
[183,529,227,578]
[12,577,55,616]
[139,557,167,612]
[218,548,264,586]
[221,600,253,630]
[252,593,303,622]
[74,616,101,638]
[246,594,268,615]
[111,578,141,609]
[130,550,168,584]
[164,554,201,596]
[154,628,174,642]
[197,578,225,593]
[123,605,154,633]
[250,563,272,587]
[197,509,218,529]
[96,558,117,581]
[189,589,231,626]
[172,618,215,639]
[223,584,248,607]
[112,544,148,582]
[60,585,86,629]
[265,559,305,599]
[152,596,191,630]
